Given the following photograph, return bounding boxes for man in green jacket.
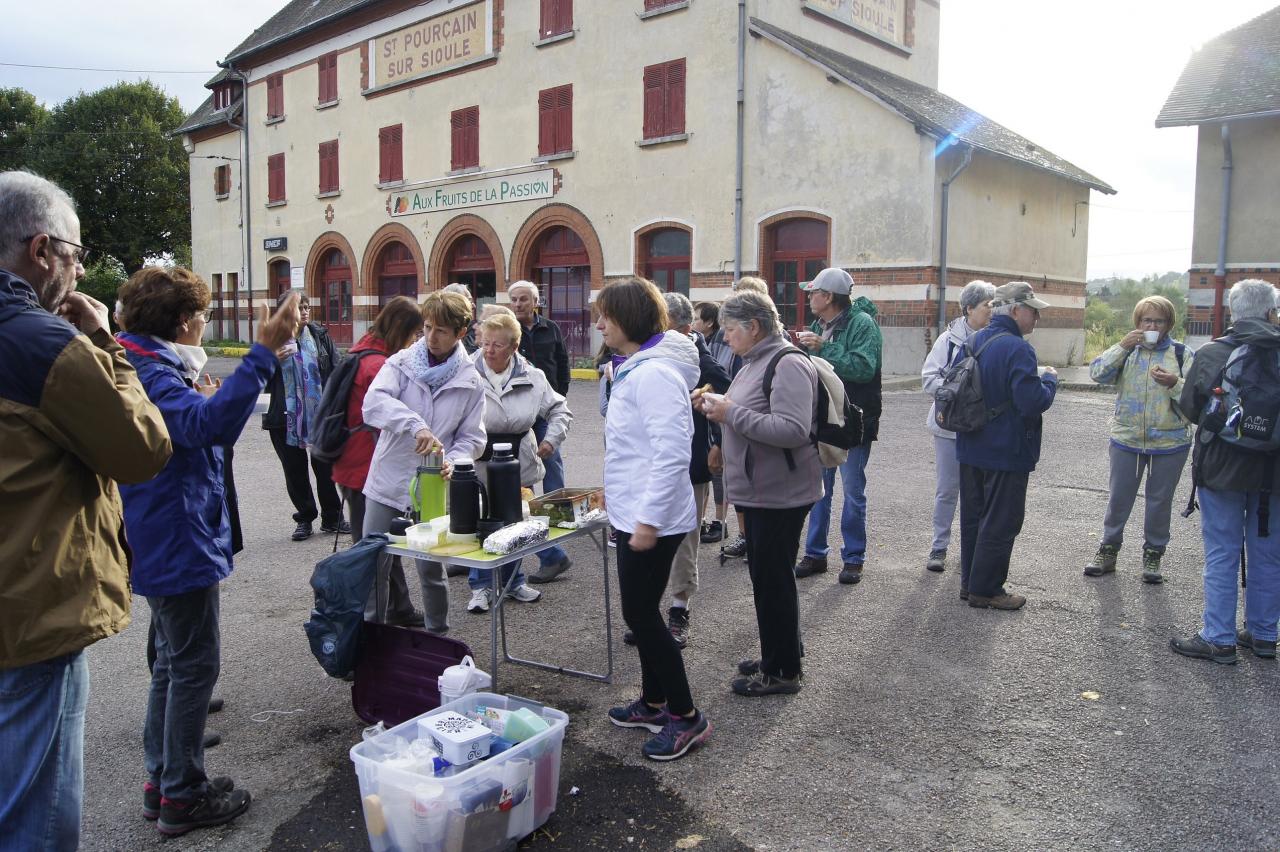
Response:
[793,268,883,585]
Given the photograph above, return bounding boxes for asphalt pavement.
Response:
[79,371,1280,851]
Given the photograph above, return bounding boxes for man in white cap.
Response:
[793,267,882,586]
[955,281,1058,610]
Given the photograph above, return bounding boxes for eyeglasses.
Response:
[197,308,213,322]
[1138,317,1169,327]
[21,234,92,266]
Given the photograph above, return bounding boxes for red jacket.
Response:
[332,334,389,491]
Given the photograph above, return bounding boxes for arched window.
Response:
[642,228,690,295]
[446,235,497,307]
[766,218,829,330]
[532,226,590,357]
[377,241,418,307]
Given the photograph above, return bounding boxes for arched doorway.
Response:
[764,217,829,331]
[641,228,691,295]
[532,226,591,357]
[318,248,353,346]
[376,241,419,307]
[446,234,497,308]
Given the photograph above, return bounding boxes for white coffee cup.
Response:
[1143,330,1160,346]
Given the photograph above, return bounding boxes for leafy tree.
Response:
[78,255,128,329]
[30,81,189,274]
[0,88,48,172]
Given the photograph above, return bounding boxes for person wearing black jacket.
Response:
[261,291,345,541]
[510,280,575,582]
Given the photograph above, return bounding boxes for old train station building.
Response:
[179,0,1112,368]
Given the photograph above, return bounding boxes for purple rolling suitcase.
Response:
[351,622,473,726]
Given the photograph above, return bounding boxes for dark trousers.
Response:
[616,531,695,716]
[959,464,1030,598]
[339,486,366,546]
[268,428,341,525]
[145,585,220,801]
[743,505,810,679]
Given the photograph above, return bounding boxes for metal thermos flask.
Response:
[485,443,523,524]
[448,461,487,535]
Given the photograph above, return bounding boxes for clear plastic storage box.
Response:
[350,693,568,852]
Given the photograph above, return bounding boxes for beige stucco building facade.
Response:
[181,0,1110,368]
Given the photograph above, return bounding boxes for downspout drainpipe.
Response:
[733,0,746,282]
[221,60,253,343]
[937,144,972,334]
[1213,122,1232,338]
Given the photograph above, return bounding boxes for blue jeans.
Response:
[0,650,88,852]
[146,585,221,802]
[469,560,525,591]
[805,443,871,565]
[1198,487,1280,646]
[532,417,568,569]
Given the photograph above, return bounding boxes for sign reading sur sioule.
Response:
[387,169,558,217]
[367,0,493,93]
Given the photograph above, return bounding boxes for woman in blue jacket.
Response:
[116,267,298,837]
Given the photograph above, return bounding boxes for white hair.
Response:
[0,170,79,269]
[1228,279,1278,322]
[507,280,540,302]
[442,282,472,301]
[991,302,1017,318]
[959,280,996,312]
[662,291,694,329]
[720,291,779,338]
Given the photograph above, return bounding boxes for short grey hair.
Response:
[662,292,693,329]
[719,291,779,338]
[508,280,540,302]
[1228,279,1278,321]
[442,282,472,301]
[991,302,1017,318]
[0,170,79,269]
[959,280,996,313]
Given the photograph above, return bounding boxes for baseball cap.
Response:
[801,267,853,295]
[990,281,1051,310]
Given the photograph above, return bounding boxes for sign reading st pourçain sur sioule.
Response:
[367,0,492,93]
[386,168,559,218]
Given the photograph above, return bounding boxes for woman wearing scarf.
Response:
[261,290,344,541]
[362,290,487,633]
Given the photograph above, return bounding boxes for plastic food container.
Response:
[350,693,567,852]
[405,523,439,551]
[418,711,493,766]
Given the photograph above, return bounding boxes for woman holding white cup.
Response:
[1085,295,1195,584]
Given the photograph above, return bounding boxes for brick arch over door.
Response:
[304,231,359,346]
[361,222,425,301]
[757,211,832,331]
[508,203,603,293]
[428,214,506,293]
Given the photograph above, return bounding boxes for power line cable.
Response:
[1,61,209,74]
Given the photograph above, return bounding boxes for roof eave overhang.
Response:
[1156,106,1280,128]
[749,22,1117,195]
[224,0,384,66]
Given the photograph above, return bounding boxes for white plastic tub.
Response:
[350,693,568,852]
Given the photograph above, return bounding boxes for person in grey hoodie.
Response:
[920,280,996,572]
[599,277,712,762]
[700,292,822,697]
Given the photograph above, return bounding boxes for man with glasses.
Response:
[0,170,172,848]
[955,281,1059,610]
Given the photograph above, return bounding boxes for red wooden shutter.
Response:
[465,107,479,168]
[267,74,283,118]
[665,59,686,134]
[556,85,572,152]
[643,64,666,138]
[450,110,465,170]
[268,153,284,202]
[558,0,573,35]
[319,141,339,193]
[390,125,403,181]
[452,106,478,169]
[380,125,403,183]
[537,89,555,156]
[540,0,571,36]
[318,53,337,103]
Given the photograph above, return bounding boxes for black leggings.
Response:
[268,428,341,525]
[616,531,695,717]
[742,504,811,679]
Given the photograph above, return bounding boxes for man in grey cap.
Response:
[955,281,1058,609]
[793,267,883,586]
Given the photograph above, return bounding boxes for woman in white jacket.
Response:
[919,280,996,573]
[465,308,573,613]
[598,277,711,762]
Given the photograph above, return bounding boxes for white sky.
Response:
[3,0,1275,280]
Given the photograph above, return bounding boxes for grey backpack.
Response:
[933,332,1011,433]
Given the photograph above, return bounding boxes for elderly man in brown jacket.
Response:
[0,170,171,850]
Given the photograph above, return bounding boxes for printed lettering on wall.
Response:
[805,0,906,48]
[368,0,492,92]
[387,169,560,217]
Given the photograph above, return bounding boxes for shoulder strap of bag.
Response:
[762,347,809,472]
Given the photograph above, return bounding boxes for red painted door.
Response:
[320,249,353,346]
[768,220,828,331]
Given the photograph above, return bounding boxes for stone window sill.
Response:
[265,200,287,208]
[377,180,406,190]
[636,132,689,148]
[316,190,341,199]
[639,1,690,20]
[215,192,230,201]
[446,166,482,177]
[315,99,339,111]
[532,151,575,164]
[534,31,574,48]
[265,115,285,125]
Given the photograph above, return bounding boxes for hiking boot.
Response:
[505,583,542,603]
[1236,629,1277,659]
[721,536,747,559]
[926,549,946,572]
[291,522,313,542]
[607,529,617,549]
[622,629,637,646]
[731,672,802,697]
[467,588,492,614]
[1084,544,1119,577]
[203,732,221,749]
[207,697,224,714]
[667,607,690,649]
[1170,633,1237,665]
[737,659,805,681]
[144,777,233,821]
[528,556,572,584]
[968,592,1027,610]
[699,521,725,544]
[1141,547,1164,585]
[959,586,969,601]
[385,608,425,628]
[445,562,469,577]
[642,711,712,761]
[157,786,252,836]
[793,555,828,578]
[838,563,863,585]
[320,518,351,535]
[607,698,668,733]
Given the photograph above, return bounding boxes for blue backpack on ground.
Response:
[305,533,388,678]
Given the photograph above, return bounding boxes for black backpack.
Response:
[309,349,380,464]
[933,332,1011,433]
[762,347,864,470]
